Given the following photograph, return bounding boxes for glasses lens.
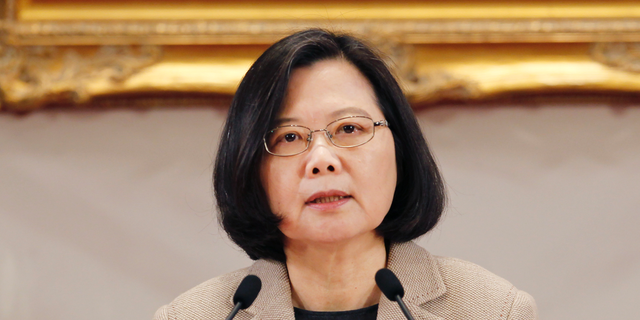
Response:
[327,117,375,147]
[265,126,309,156]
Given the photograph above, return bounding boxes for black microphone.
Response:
[225,275,262,320]
[375,268,415,320]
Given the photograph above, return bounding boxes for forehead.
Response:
[278,59,383,124]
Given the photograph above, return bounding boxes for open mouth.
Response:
[309,195,351,204]
[305,191,352,205]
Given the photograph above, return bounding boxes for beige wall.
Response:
[1,102,638,319]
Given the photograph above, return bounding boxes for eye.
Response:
[274,131,304,145]
[341,125,356,134]
[284,133,298,142]
[336,123,363,135]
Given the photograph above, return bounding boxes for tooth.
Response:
[311,195,348,204]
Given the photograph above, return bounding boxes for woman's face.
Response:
[260,58,397,246]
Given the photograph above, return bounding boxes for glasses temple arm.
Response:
[374,120,389,127]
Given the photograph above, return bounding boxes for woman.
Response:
[154,29,537,320]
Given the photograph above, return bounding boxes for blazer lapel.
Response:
[377,242,447,320]
[232,241,445,320]
[231,259,295,320]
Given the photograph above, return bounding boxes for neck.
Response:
[284,232,386,311]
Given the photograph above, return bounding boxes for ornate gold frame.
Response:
[2,0,640,111]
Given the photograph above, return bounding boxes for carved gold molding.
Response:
[0,44,162,111]
[591,42,640,73]
[2,0,640,111]
[5,19,640,46]
[366,34,479,104]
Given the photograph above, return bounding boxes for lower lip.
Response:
[306,197,351,211]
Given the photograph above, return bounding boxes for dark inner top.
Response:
[294,304,378,320]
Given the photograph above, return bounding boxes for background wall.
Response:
[0,101,638,319]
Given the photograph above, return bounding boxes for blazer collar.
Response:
[241,259,296,320]
[236,241,446,320]
[378,241,446,320]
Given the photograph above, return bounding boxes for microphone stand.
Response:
[375,268,416,320]
[394,295,415,320]
[225,302,243,320]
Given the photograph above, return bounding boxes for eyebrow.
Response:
[273,107,373,127]
[330,107,372,119]
[273,117,299,127]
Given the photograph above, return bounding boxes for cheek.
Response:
[375,151,398,206]
[261,159,301,214]
[353,140,397,219]
[260,160,280,212]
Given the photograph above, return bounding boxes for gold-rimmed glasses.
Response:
[263,116,390,157]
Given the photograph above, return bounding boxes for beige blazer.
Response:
[154,241,537,320]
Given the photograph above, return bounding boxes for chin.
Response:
[280,211,384,246]
[285,226,378,246]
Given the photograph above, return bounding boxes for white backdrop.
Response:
[1,102,639,319]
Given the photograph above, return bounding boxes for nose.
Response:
[304,131,342,177]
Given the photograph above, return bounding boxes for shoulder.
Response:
[430,256,538,320]
[434,255,514,292]
[153,267,250,320]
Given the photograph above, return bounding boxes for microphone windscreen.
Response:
[375,268,405,302]
[233,275,262,309]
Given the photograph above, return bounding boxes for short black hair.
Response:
[214,29,445,262]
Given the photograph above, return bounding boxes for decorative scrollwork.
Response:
[7,19,640,46]
[591,42,640,73]
[0,45,162,111]
[364,32,478,104]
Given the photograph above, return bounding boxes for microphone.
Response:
[375,268,415,320]
[225,275,262,320]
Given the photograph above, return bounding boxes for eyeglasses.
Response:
[263,116,390,157]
